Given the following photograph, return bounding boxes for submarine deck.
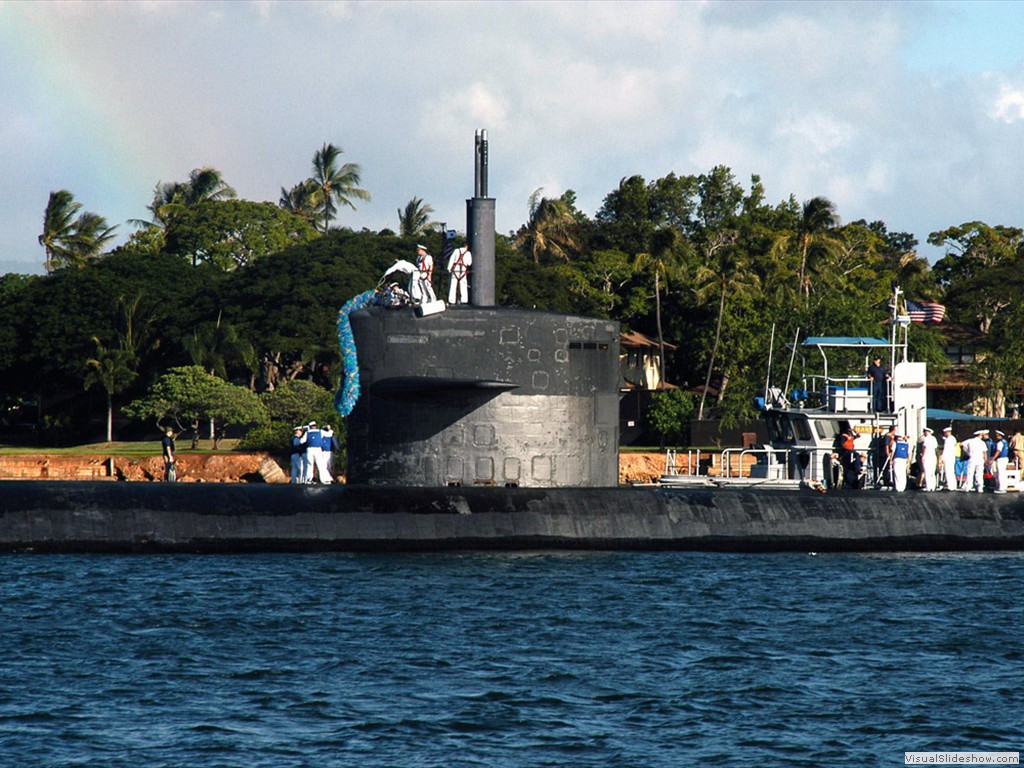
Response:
[1,482,1023,553]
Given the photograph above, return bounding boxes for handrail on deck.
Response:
[720,446,789,479]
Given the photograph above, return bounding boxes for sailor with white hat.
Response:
[415,243,437,304]
[290,426,307,484]
[920,427,938,491]
[304,421,322,484]
[963,429,988,493]
[893,432,911,492]
[940,426,958,491]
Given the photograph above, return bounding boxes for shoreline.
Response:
[0,451,676,485]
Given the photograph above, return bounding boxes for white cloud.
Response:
[992,85,1024,123]
[2,0,1024,273]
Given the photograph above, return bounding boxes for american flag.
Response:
[905,300,946,323]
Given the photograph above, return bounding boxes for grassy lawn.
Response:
[0,439,242,455]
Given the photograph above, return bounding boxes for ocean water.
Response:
[1,552,1021,767]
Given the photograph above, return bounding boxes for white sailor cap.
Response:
[942,426,952,432]
[417,243,427,250]
[975,429,988,436]
[995,429,1005,436]
[923,427,933,434]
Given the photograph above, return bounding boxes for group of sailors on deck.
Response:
[290,421,340,484]
[827,424,1021,493]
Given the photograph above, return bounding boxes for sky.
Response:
[2,0,1023,275]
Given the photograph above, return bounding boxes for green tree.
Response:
[595,175,655,256]
[164,200,318,269]
[633,227,692,389]
[310,143,370,233]
[693,235,756,420]
[124,365,266,449]
[513,189,581,263]
[929,222,1024,333]
[558,249,633,318]
[84,338,138,442]
[279,179,321,224]
[771,196,840,302]
[39,190,117,273]
[646,389,695,447]
[240,379,340,452]
[137,167,237,231]
[397,197,434,239]
[221,230,400,391]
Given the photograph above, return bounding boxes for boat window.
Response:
[814,419,844,440]
[793,418,812,441]
[765,413,793,444]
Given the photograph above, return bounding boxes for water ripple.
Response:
[2,551,1024,766]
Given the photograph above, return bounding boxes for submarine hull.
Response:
[3,482,1024,553]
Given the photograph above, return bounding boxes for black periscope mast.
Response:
[661,287,927,488]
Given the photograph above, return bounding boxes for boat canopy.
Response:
[927,408,1002,422]
[801,336,890,348]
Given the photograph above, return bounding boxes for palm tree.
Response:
[398,197,434,239]
[84,338,138,442]
[632,227,690,388]
[311,143,370,233]
[39,190,117,272]
[71,212,118,266]
[183,167,236,204]
[769,196,840,303]
[513,188,580,263]
[39,190,82,273]
[135,167,237,231]
[693,231,755,420]
[279,179,321,223]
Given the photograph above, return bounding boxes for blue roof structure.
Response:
[927,408,1002,422]
[801,336,890,347]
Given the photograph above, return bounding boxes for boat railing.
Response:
[720,447,791,479]
[664,448,710,477]
[802,374,872,413]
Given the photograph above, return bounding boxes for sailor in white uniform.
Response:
[416,244,437,304]
[940,426,958,491]
[990,429,1009,494]
[893,434,910,492]
[920,427,938,491]
[447,246,472,304]
[963,429,988,493]
[304,421,322,484]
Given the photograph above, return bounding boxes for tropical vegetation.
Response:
[2,144,1023,450]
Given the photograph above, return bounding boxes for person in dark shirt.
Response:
[868,356,890,412]
[161,428,176,482]
[843,451,865,489]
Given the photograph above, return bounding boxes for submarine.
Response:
[3,130,1024,554]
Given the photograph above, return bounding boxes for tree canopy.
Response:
[10,151,1024,444]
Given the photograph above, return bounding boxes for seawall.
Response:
[2,482,1023,553]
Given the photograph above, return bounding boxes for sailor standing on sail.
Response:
[920,427,938,491]
[940,426,958,491]
[893,433,911,492]
[963,429,988,493]
[415,244,437,304]
[990,429,1009,494]
[447,245,472,304]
